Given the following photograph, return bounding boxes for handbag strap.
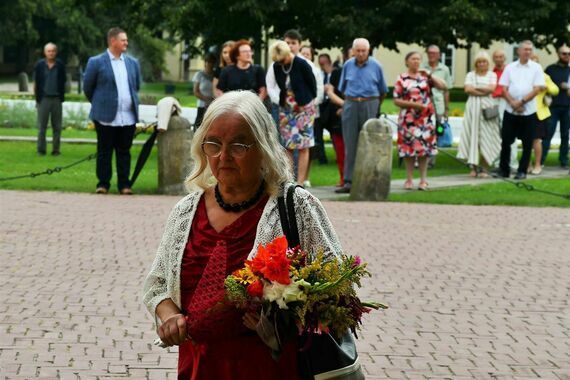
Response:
[277,184,301,248]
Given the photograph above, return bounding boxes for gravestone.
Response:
[350,117,393,201]
[157,115,194,195]
[18,72,29,92]
[65,73,72,93]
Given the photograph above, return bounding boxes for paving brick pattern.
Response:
[1,190,569,379]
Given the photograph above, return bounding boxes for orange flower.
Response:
[266,236,288,258]
[261,255,291,285]
[249,236,291,284]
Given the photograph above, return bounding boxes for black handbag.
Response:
[277,184,365,380]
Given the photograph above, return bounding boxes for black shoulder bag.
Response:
[277,184,365,380]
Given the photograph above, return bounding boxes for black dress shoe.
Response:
[490,168,509,178]
[335,184,351,194]
[514,172,527,180]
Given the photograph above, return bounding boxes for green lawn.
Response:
[0,141,158,194]
[309,146,466,186]
[0,126,153,141]
[0,142,465,193]
[389,178,570,208]
[2,140,567,208]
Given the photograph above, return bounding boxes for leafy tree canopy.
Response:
[169,0,569,53]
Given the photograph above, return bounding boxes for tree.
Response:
[164,0,569,55]
[2,0,170,80]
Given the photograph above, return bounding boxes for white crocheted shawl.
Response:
[142,185,342,319]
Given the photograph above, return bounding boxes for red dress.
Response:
[178,195,299,380]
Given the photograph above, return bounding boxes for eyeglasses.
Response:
[201,141,255,158]
[560,52,570,56]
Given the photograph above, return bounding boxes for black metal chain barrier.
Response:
[380,114,570,201]
[0,123,157,183]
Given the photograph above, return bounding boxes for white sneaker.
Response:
[302,180,312,188]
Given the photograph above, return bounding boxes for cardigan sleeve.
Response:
[294,187,342,259]
[300,58,317,100]
[142,203,180,317]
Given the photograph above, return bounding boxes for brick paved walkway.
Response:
[1,190,569,379]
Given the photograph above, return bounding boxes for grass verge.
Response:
[388,178,570,208]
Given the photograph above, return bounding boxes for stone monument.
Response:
[350,117,393,201]
[157,115,194,195]
[18,72,29,92]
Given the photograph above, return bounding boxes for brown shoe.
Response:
[120,187,134,195]
[96,187,108,194]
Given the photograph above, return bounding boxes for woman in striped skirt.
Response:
[458,51,502,177]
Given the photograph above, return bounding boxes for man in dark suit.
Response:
[34,42,66,156]
[84,27,141,195]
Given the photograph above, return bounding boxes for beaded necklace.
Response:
[214,180,265,212]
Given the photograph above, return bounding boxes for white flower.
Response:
[263,282,287,308]
[263,279,311,310]
[282,279,311,304]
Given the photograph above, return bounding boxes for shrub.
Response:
[0,100,90,129]
[0,101,36,128]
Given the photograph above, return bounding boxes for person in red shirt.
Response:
[492,49,518,169]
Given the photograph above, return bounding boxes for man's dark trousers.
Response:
[37,96,62,154]
[499,111,536,176]
[95,122,136,191]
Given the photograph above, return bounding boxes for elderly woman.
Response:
[217,39,267,100]
[393,51,447,190]
[457,51,502,177]
[270,41,317,186]
[142,91,341,379]
[213,40,234,98]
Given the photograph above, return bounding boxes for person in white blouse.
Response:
[457,51,501,177]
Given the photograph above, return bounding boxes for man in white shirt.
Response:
[497,40,545,180]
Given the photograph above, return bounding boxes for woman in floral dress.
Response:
[393,51,447,190]
[270,41,317,186]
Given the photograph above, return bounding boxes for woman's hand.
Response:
[157,313,189,347]
[242,311,260,331]
[413,102,426,111]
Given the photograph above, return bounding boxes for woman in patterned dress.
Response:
[270,41,317,186]
[457,51,501,177]
[393,51,447,190]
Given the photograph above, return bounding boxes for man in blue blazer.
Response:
[84,27,141,195]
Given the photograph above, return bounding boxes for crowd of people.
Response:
[32,26,569,194]
[188,33,569,192]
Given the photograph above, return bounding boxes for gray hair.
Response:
[352,38,370,50]
[518,40,533,49]
[185,91,293,195]
[44,42,57,52]
[426,45,440,53]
